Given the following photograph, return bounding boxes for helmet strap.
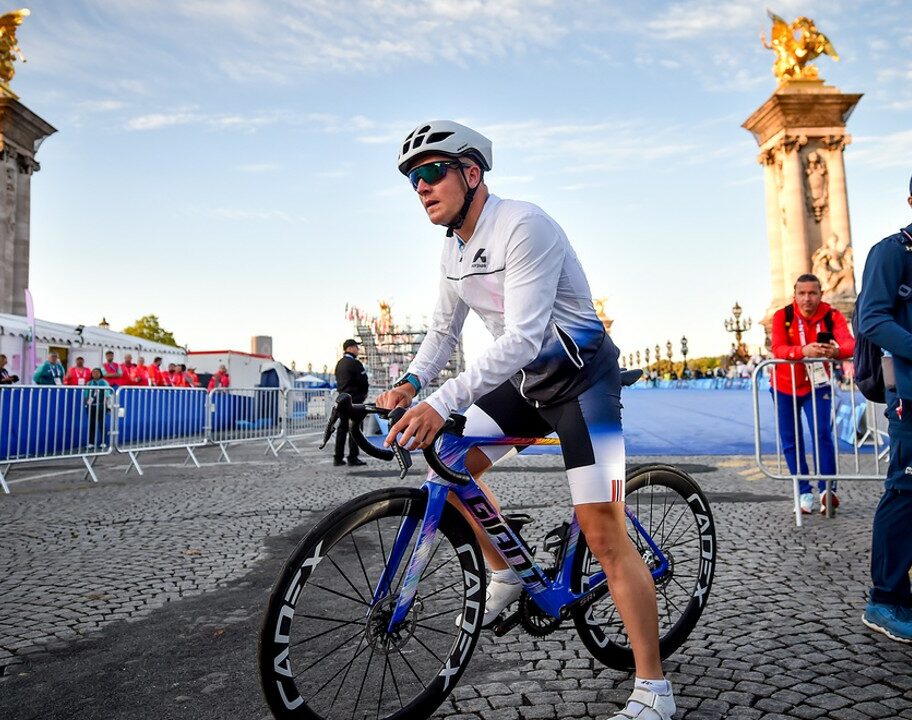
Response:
[446,164,477,238]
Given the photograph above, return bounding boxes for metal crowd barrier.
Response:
[752,358,888,526]
[0,384,115,493]
[0,386,357,492]
[278,388,336,453]
[115,386,209,476]
[208,387,284,462]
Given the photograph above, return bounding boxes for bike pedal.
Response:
[491,609,521,637]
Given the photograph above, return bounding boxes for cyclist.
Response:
[376,120,676,720]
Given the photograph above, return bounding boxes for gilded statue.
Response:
[761,11,838,82]
[0,8,29,93]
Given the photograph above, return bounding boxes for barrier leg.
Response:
[283,437,301,455]
[186,447,200,468]
[126,450,144,477]
[218,443,231,463]
[265,438,279,458]
[793,477,803,528]
[82,455,99,484]
[0,464,10,494]
[824,479,834,518]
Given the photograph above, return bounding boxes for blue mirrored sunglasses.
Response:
[407,160,463,190]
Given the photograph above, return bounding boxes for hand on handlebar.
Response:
[384,402,446,451]
[375,384,416,410]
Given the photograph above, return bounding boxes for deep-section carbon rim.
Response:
[571,464,716,670]
[258,488,484,720]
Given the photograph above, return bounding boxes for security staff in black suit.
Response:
[333,339,369,466]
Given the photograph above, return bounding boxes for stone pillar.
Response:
[743,80,862,330]
[0,97,55,316]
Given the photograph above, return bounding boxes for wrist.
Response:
[394,373,421,394]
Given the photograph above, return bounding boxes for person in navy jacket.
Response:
[855,172,912,643]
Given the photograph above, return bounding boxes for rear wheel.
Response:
[258,487,484,719]
[571,464,716,670]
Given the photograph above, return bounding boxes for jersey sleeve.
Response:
[406,266,470,390]
[423,212,564,418]
[857,241,912,361]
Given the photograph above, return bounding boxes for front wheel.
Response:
[571,464,716,670]
[258,487,485,719]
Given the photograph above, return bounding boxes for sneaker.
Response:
[799,492,814,515]
[347,458,367,467]
[332,459,346,467]
[862,602,912,643]
[820,491,840,515]
[607,687,676,720]
[455,577,523,629]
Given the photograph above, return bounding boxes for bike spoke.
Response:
[418,602,463,623]
[296,625,366,676]
[290,617,365,649]
[418,579,461,603]
[394,643,425,684]
[327,554,369,605]
[414,621,457,637]
[411,631,446,665]
[349,531,374,594]
[386,652,403,708]
[324,635,370,709]
[377,647,389,718]
[664,516,698,551]
[351,644,376,720]
[309,581,369,607]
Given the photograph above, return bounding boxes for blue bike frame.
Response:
[372,433,669,631]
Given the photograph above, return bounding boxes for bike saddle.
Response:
[620,368,643,386]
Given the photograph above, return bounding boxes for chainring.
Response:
[519,567,562,637]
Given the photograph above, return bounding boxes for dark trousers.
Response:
[87,406,107,447]
[773,387,837,494]
[871,392,912,606]
[334,418,362,462]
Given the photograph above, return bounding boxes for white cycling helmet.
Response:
[397,120,493,176]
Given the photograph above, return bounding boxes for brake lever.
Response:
[318,405,340,449]
[387,407,413,479]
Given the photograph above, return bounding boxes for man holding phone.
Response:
[770,273,855,514]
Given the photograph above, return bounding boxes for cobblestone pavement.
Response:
[0,442,910,719]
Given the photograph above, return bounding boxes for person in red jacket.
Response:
[102,351,125,388]
[147,357,164,386]
[134,356,150,386]
[64,356,93,386]
[120,353,138,386]
[771,273,855,514]
[207,364,230,391]
[184,366,200,387]
[169,363,188,387]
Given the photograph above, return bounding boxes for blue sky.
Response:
[15,0,912,370]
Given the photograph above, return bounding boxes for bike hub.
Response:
[365,596,422,653]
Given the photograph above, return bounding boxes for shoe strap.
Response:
[610,689,665,720]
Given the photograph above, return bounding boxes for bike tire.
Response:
[571,463,716,670]
[258,487,485,720]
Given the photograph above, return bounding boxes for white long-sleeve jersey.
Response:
[407,195,618,419]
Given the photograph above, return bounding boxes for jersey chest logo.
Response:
[470,248,487,269]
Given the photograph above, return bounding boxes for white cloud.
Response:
[852,130,912,168]
[75,99,125,112]
[237,162,281,173]
[126,109,288,132]
[207,207,298,222]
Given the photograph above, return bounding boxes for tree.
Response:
[122,315,179,347]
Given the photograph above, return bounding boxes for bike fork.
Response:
[380,482,449,630]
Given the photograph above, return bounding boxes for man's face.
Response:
[346,345,359,357]
[76,358,84,367]
[794,281,822,317]
[153,359,161,367]
[105,353,114,363]
[168,364,175,372]
[124,354,133,364]
[408,154,479,227]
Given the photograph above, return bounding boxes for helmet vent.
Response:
[413,135,425,148]
[427,131,454,144]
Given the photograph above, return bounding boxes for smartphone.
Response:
[816,331,833,344]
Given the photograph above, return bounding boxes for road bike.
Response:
[259,371,716,719]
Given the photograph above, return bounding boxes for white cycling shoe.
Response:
[455,576,522,629]
[607,686,676,720]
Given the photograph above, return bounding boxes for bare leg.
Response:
[576,501,663,679]
[446,447,509,571]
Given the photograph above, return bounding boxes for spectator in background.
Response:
[121,353,138,385]
[184,365,200,387]
[134,356,150,386]
[169,363,188,387]
[102,350,124,387]
[207,364,230,391]
[333,339,369,467]
[149,357,168,386]
[0,354,19,385]
[83,368,111,450]
[33,351,65,386]
[854,175,912,643]
[771,273,854,515]
[65,356,92,386]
